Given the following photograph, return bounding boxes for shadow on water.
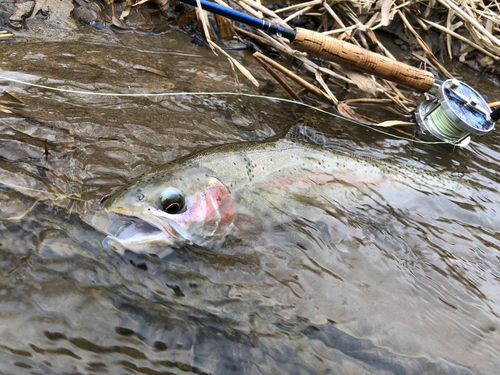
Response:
[1,21,500,374]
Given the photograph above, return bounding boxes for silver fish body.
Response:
[102,128,466,255]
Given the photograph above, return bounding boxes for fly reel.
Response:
[416,79,498,146]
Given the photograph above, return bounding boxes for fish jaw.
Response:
[103,206,190,254]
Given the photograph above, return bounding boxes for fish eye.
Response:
[163,200,183,214]
[137,193,145,201]
[160,188,185,215]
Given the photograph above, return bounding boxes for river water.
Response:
[1,19,500,374]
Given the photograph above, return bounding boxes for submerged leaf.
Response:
[172,9,197,27]
[125,63,169,79]
[120,0,132,20]
[339,68,378,97]
[376,120,415,127]
[337,103,378,125]
[0,30,14,41]
[0,87,24,107]
[215,14,236,40]
[209,41,259,86]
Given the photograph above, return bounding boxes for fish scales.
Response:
[182,138,463,194]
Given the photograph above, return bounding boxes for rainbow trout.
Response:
[101,127,466,254]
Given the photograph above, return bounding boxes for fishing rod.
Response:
[178,0,500,146]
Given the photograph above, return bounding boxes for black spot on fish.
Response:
[197,178,200,181]
[205,174,209,177]
[137,189,142,192]
[179,178,183,181]
[233,162,236,165]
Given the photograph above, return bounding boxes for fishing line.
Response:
[0,182,58,197]
[0,73,450,145]
[0,181,93,201]
[429,106,469,138]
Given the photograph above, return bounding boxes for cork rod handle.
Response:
[292,28,435,92]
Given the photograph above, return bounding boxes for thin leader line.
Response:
[0,73,450,144]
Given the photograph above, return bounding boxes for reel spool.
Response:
[416,79,496,147]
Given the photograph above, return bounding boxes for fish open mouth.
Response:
[102,213,179,256]
[114,219,168,243]
[103,209,188,252]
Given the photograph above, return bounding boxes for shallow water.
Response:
[1,20,500,374]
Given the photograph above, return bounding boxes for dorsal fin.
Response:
[284,124,305,142]
[284,124,328,146]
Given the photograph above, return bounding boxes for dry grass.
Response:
[106,0,500,125]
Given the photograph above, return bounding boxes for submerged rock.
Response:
[8,1,35,30]
[31,0,77,30]
[8,0,76,30]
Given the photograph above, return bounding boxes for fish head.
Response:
[101,163,235,254]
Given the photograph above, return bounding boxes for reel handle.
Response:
[292,28,436,92]
[491,106,500,122]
